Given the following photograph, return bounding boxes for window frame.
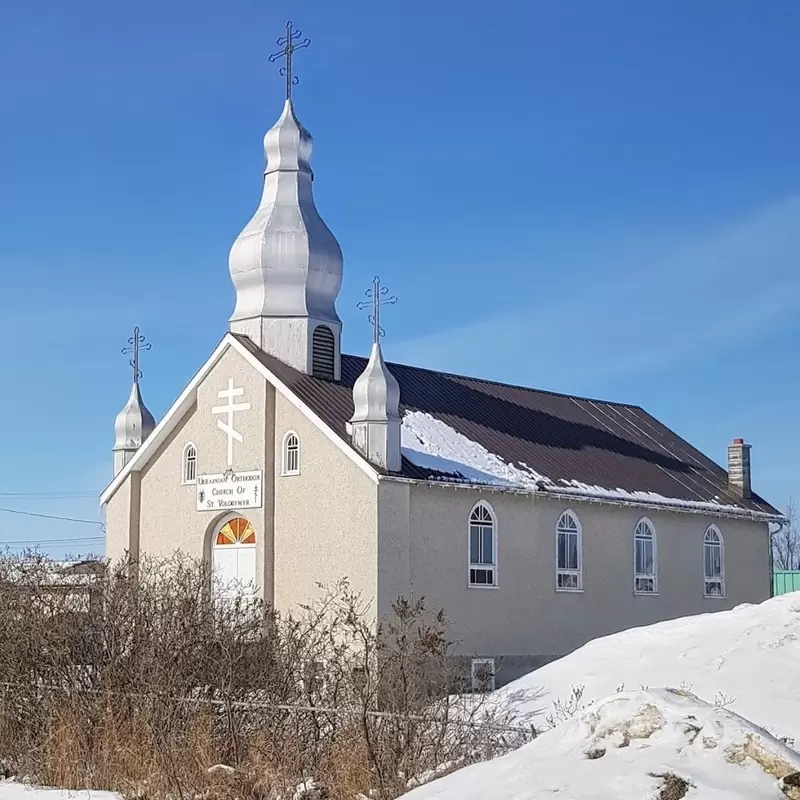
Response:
[182,442,197,485]
[555,509,583,592]
[470,658,496,693]
[703,525,726,598]
[467,501,498,589]
[212,515,258,601]
[281,430,301,476]
[633,517,658,595]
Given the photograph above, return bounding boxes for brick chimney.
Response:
[727,438,752,499]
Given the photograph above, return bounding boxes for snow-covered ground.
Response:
[405,593,800,799]
[0,785,116,800]
[488,591,800,746]
[407,689,800,800]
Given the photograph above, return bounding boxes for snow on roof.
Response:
[401,411,547,488]
[404,688,800,800]
[488,591,800,746]
[400,411,781,520]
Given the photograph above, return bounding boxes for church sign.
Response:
[196,470,263,512]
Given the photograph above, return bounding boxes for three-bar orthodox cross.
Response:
[121,326,152,385]
[269,21,311,100]
[357,276,398,343]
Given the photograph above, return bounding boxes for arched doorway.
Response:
[212,516,257,599]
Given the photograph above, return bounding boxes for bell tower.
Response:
[228,22,343,380]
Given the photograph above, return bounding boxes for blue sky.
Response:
[1,0,799,556]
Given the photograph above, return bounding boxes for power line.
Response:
[0,492,97,499]
[0,537,104,546]
[0,508,104,526]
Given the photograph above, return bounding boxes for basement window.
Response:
[471,658,496,692]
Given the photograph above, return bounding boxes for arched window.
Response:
[468,502,497,587]
[704,525,725,597]
[312,325,336,380]
[182,442,197,484]
[213,516,257,600]
[282,431,301,476]
[556,510,582,590]
[633,518,657,594]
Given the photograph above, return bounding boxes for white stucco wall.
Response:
[272,391,379,617]
[377,479,411,621]
[120,347,273,597]
[104,477,133,562]
[103,342,381,616]
[405,483,770,662]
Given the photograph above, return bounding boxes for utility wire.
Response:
[0,508,104,526]
[0,540,103,547]
[0,492,100,500]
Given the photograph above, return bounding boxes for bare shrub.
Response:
[0,553,529,800]
[773,499,800,572]
[650,772,691,800]
[544,685,585,729]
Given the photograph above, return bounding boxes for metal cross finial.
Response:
[357,276,398,344]
[269,21,311,100]
[121,326,152,385]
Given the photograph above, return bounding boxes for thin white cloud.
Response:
[390,196,800,385]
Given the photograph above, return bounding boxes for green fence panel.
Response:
[773,571,800,596]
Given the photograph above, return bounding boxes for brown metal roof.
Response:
[234,335,778,516]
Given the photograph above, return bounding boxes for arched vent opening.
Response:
[312,325,336,380]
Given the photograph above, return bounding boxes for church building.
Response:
[101,38,782,687]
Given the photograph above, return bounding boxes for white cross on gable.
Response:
[212,378,251,467]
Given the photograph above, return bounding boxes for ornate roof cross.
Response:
[357,276,398,343]
[269,21,311,100]
[121,326,152,385]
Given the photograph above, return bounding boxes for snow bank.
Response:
[489,591,800,745]
[405,689,800,800]
[0,784,118,800]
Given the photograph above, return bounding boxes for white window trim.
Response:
[212,515,259,601]
[467,501,498,589]
[633,517,658,595]
[555,509,583,593]
[471,658,496,692]
[703,525,726,599]
[182,442,197,485]
[281,430,301,476]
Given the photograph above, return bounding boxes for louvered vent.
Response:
[312,325,336,380]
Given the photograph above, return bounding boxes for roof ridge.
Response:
[341,352,642,410]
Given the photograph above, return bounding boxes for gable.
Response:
[100,336,378,506]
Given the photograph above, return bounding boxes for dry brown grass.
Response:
[0,553,528,800]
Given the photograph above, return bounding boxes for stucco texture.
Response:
[104,479,133,563]
[407,483,770,661]
[272,391,378,616]
[116,348,273,597]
